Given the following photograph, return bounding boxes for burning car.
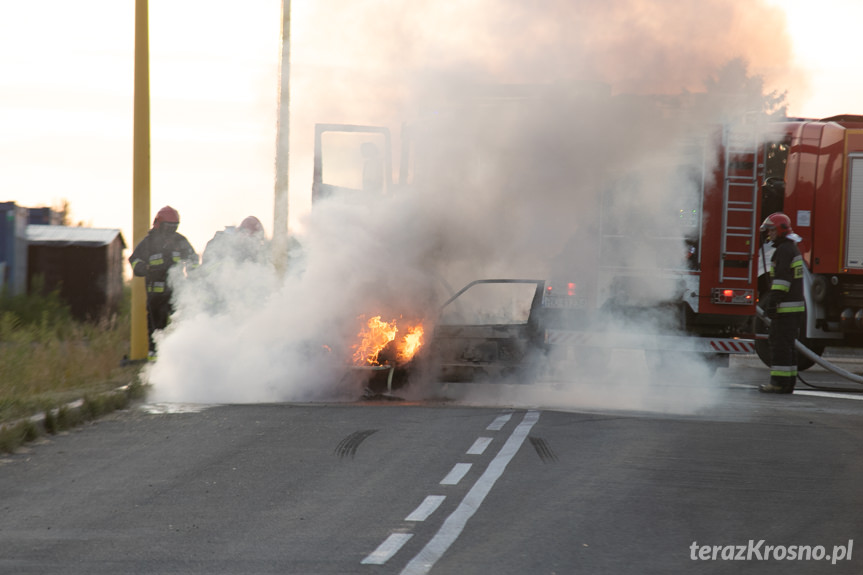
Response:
[346,279,549,395]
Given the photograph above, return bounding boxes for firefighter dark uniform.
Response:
[129,206,198,355]
[759,212,805,394]
[201,215,267,266]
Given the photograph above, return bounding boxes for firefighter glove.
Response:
[761,292,778,318]
[131,260,147,277]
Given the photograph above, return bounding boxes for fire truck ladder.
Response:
[720,125,760,282]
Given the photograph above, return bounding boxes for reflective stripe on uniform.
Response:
[777,301,805,313]
[791,255,804,278]
[147,281,167,293]
[771,279,791,291]
[770,365,798,377]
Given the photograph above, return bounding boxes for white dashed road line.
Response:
[486,413,513,431]
[361,533,413,565]
[400,410,540,575]
[405,496,446,522]
[727,385,863,401]
[466,436,493,455]
[794,390,863,401]
[440,463,472,485]
[361,409,539,570]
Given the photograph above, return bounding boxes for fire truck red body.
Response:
[779,116,863,350]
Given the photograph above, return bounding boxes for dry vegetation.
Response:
[0,284,144,452]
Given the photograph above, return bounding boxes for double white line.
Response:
[361,410,541,573]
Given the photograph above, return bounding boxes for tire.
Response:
[753,315,825,372]
[796,337,825,371]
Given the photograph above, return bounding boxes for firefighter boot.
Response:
[758,377,794,394]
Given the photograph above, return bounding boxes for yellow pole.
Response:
[272,0,291,276]
[131,0,151,360]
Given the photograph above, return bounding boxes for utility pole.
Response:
[272,0,291,274]
[131,0,151,360]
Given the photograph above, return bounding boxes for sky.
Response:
[0,0,861,261]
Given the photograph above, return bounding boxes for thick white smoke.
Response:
[145,0,797,411]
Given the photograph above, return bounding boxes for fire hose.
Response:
[756,306,863,391]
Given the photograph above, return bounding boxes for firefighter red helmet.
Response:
[760,212,792,237]
[239,215,264,236]
[153,206,180,229]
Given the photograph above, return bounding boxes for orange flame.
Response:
[352,316,398,365]
[352,315,425,366]
[398,325,424,362]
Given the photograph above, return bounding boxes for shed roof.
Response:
[26,225,127,249]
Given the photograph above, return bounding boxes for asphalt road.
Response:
[1,355,862,574]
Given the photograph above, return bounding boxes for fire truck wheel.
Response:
[753,317,825,371]
[795,338,825,371]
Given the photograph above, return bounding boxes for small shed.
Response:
[26,225,127,321]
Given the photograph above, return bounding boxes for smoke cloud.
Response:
[145,0,796,413]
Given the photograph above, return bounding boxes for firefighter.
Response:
[201,215,267,266]
[129,206,199,356]
[195,216,271,316]
[758,212,805,394]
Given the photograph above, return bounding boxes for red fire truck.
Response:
[542,115,863,371]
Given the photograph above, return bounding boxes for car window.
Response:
[439,282,537,325]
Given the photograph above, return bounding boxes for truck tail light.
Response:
[545,282,577,296]
[711,287,754,304]
[543,281,585,309]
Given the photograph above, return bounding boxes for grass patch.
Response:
[0,284,147,453]
[0,420,40,454]
[0,380,148,454]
